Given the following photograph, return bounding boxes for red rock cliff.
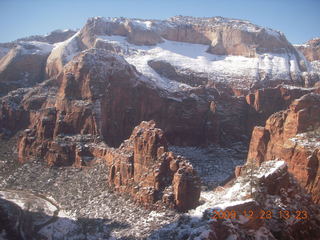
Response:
[247,93,320,203]
[106,121,201,211]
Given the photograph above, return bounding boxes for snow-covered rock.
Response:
[295,37,320,62]
[47,16,316,90]
[46,31,84,77]
[0,41,54,96]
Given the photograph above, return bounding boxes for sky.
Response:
[0,0,319,44]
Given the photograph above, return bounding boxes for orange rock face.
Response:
[245,85,315,135]
[247,93,320,203]
[210,160,320,240]
[3,48,202,211]
[296,38,320,62]
[107,121,201,211]
[12,48,223,164]
[79,16,297,58]
[0,44,50,96]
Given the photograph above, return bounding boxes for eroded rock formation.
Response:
[0,42,53,96]
[247,93,320,203]
[296,38,320,62]
[245,85,317,134]
[0,48,205,211]
[0,14,319,238]
[208,160,320,240]
[16,29,76,45]
[0,30,76,96]
[107,121,201,211]
[81,16,297,57]
[45,16,313,90]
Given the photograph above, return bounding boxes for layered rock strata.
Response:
[247,93,320,203]
[14,48,219,152]
[0,42,53,96]
[80,16,297,57]
[296,38,320,62]
[0,49,204,211]
[0,30,76,96]
[245,85,317,134]
[46,16,314,90]
[106,121,201,211]
[207,160,320,240]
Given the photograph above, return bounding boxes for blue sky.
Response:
[0,0,319,44]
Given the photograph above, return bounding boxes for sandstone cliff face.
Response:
[0,42,53,96]
[17,119,201,211]
[45,32,86,78]
[247,93,320,203]
[2,47,261,167]
[15,29,76,45]
[245,85,316,134]
[296,38,320,62]
[207,160,320,240]
[9,49,202,211]
[13,48,220,164]
[45,16,311,89]
[161,16,298,58]
[0,29,76,58]
[107,121,201,211]
[0,30,76,96]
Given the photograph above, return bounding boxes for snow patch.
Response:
[311,60,320,73]
[96,34,304,91]
[290,131,320,148]
[18,41,54,55]
[48,31,81,65]
[264,28,282,39]
[131,20,153,30]
[0,47,10,59]
[188,160,287,220]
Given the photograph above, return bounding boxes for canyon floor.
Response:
[1,15,319,240]
[0,135,247,239]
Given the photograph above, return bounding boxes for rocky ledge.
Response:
[296,38,320,62]
[246,93,320,203]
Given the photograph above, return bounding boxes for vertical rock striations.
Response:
[107,121,201,211]
[247,93,320,203]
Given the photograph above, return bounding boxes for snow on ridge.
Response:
[294,37,320,47]
[310,37,320,41]
[48,31,81,64]
[290,131,320,148]
[258,160,287,178]
[49,29,73,34]
[281,84,315,90]
[96,34,303,91]
[0,47,10,58]
[264,27,282,39]
[213,199,255,211]
[91,15,283,37]
[311,60,320,73]
[25,41,53,53]
[188,160,287,219]
[294,43,308,48]
[131,20,154,30]
[167,15,283,36]
[17,41,54,55]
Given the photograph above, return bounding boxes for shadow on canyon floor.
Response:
[0,195,206,240]
[0,196,139,240]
